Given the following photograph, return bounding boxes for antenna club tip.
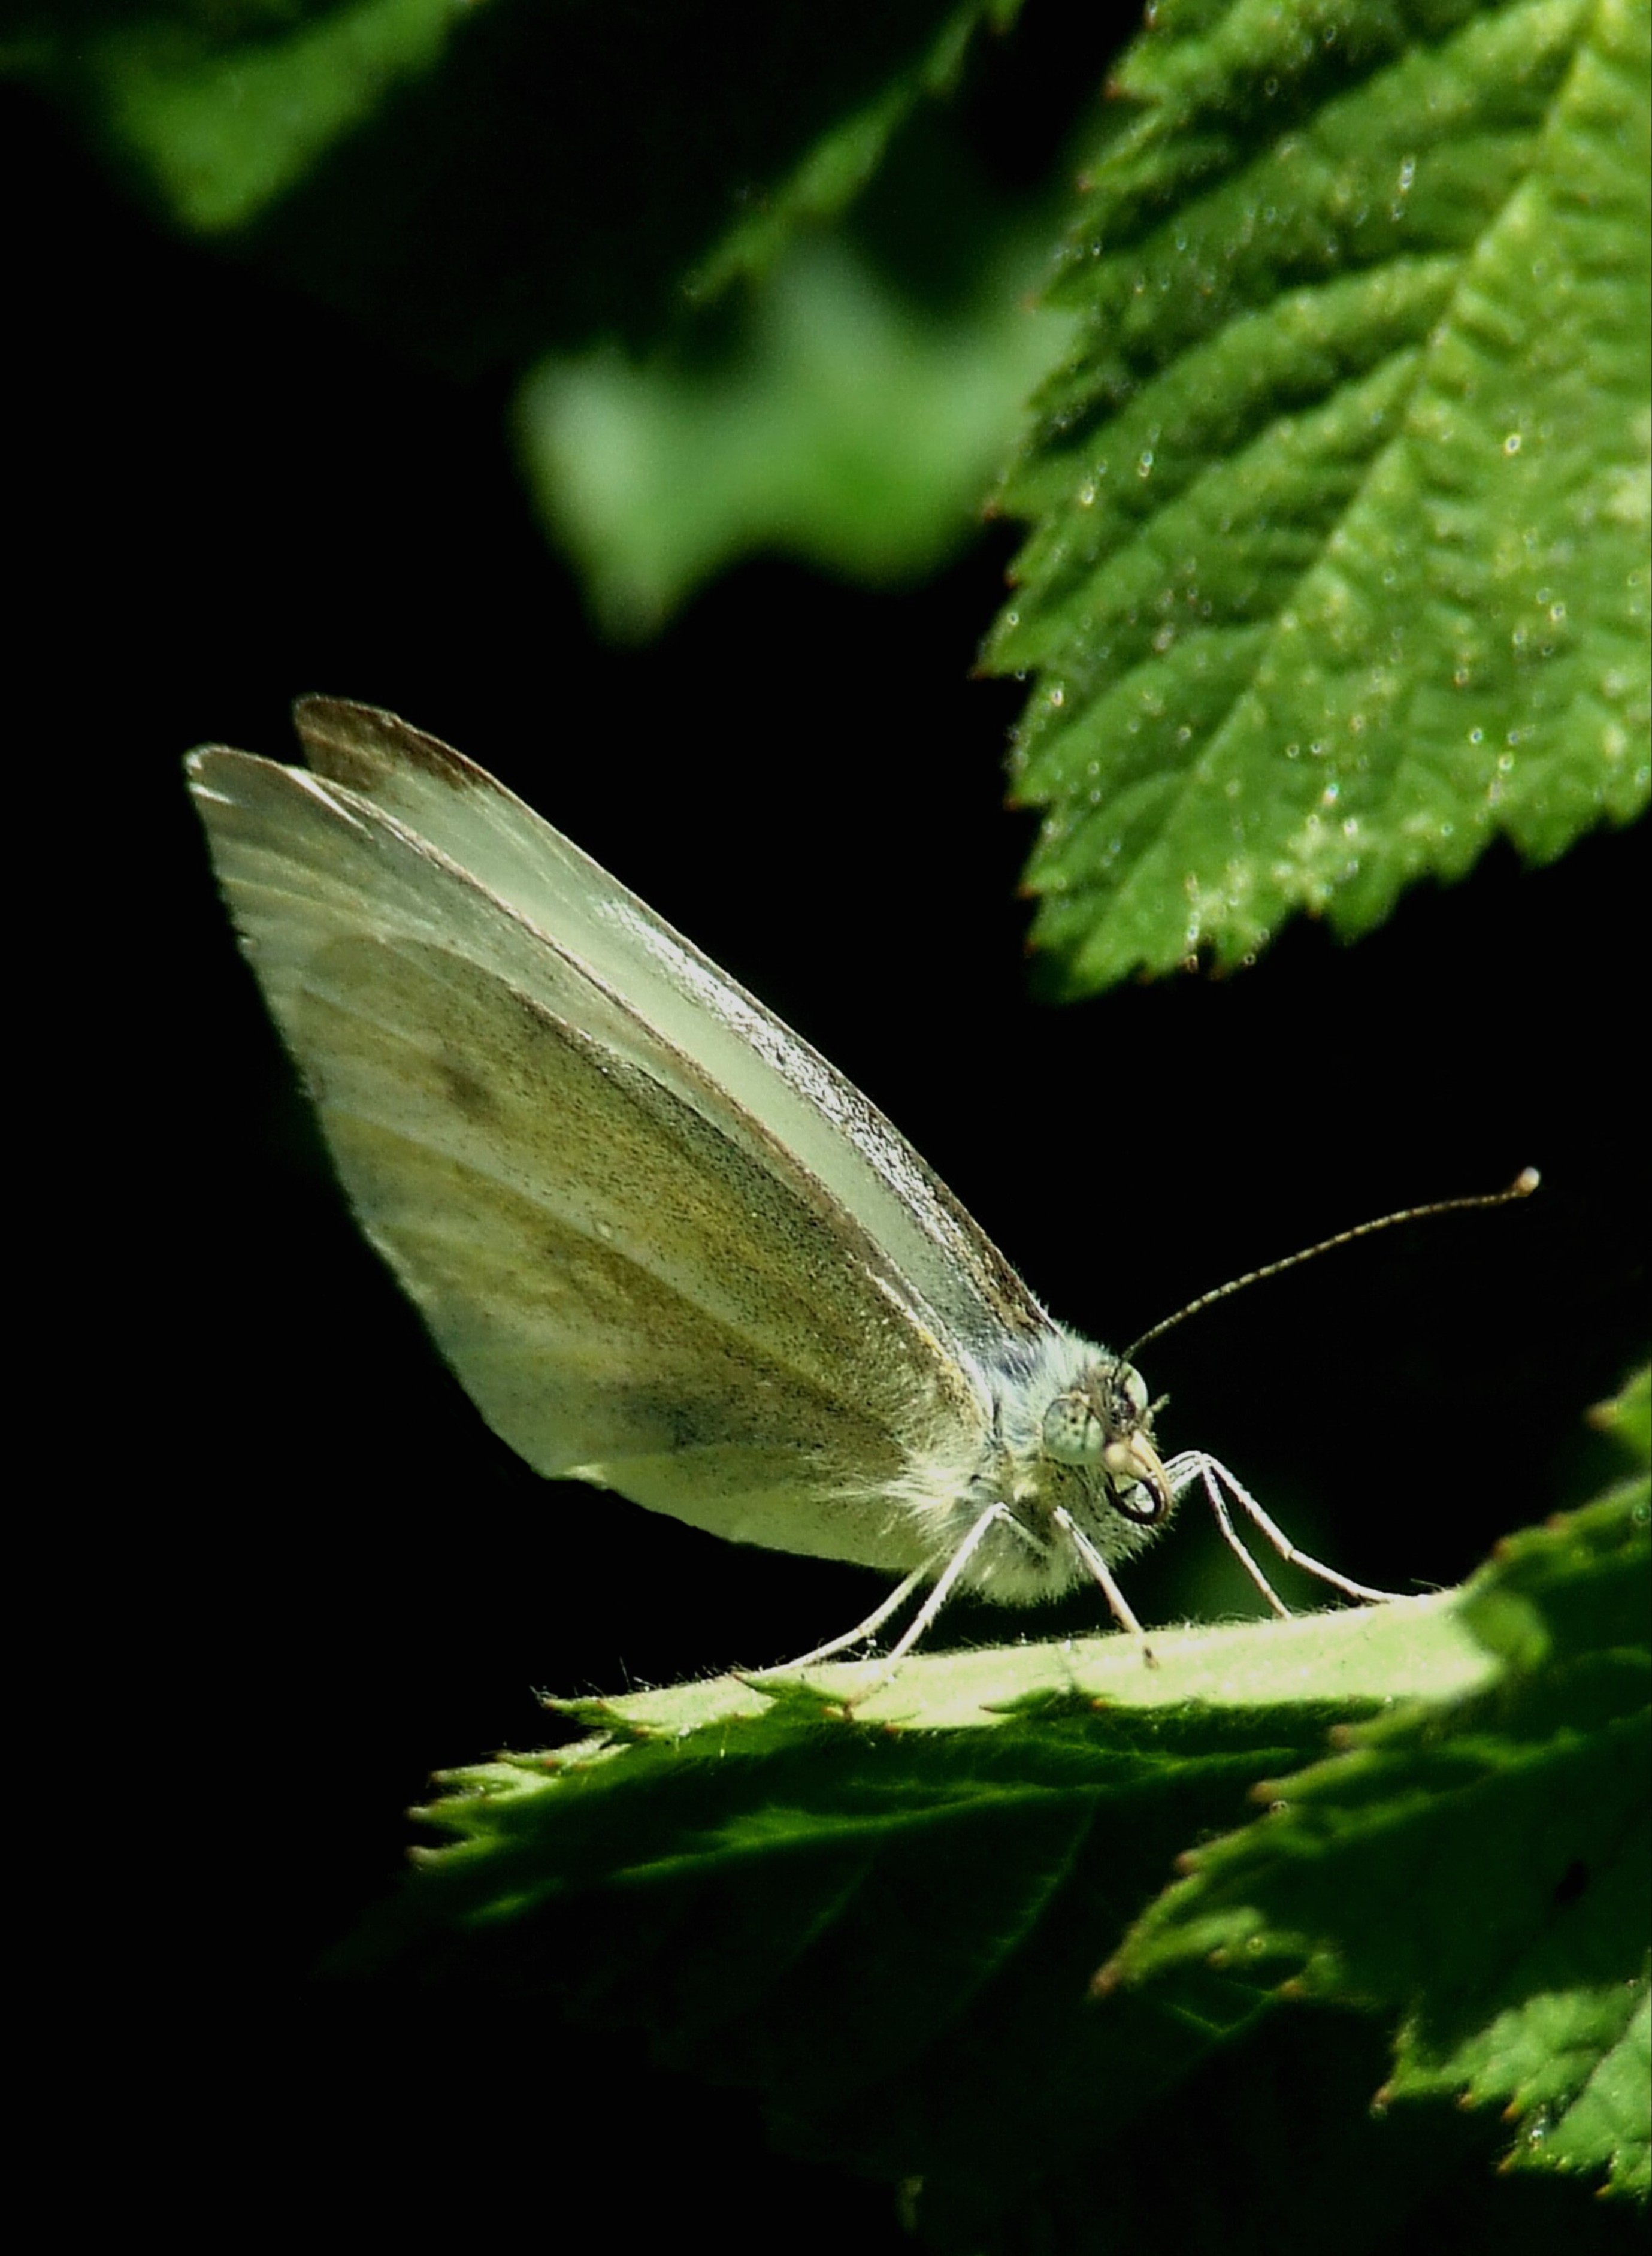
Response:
[1511,1166,1541,1198]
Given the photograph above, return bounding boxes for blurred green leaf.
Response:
[77,0,458,234]
[518,234,1078,637]
[686,0,1025,300]
[31,0,1082,619]
[37,0,1021,373]
[984,0,1652,993]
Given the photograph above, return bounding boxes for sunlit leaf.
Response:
[985,0,1651,993]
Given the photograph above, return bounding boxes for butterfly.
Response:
[187,698,1413,1668]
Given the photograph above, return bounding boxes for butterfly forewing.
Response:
[289,698,1049,1362]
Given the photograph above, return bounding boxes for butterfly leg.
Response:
[877,1501,1036,1670]
[774,1504,1053,1689]
[1166,1451,1407,1608]
[1049,1505,1145,1635]
[795,1502,1043,1699]
[771,1567,929,1670]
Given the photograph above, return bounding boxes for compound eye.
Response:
[1120,1363,1149,1419]
[1042,1392,1105,1466]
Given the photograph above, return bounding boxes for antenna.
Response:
[1125,1168,1540,1361]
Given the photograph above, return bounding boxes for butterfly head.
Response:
[1039,1357,1170,1524]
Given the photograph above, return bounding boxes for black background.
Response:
[10,22,1645,2249]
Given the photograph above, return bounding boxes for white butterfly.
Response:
[187,698,1397,1668]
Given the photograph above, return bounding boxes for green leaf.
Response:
[353,1692,1400,2241]
[516,234,1077,638]
[558,1577,1500,1740]
[984,0,1652,994]
[1589,1362,1651,1469]
[342,1396,1650,2236]
[1103,1472,1652,2198]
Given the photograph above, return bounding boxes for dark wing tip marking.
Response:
[294,695,492,798]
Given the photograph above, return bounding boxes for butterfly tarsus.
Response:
[1165,1450,1408,1609]
[764,1567,928,1673]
